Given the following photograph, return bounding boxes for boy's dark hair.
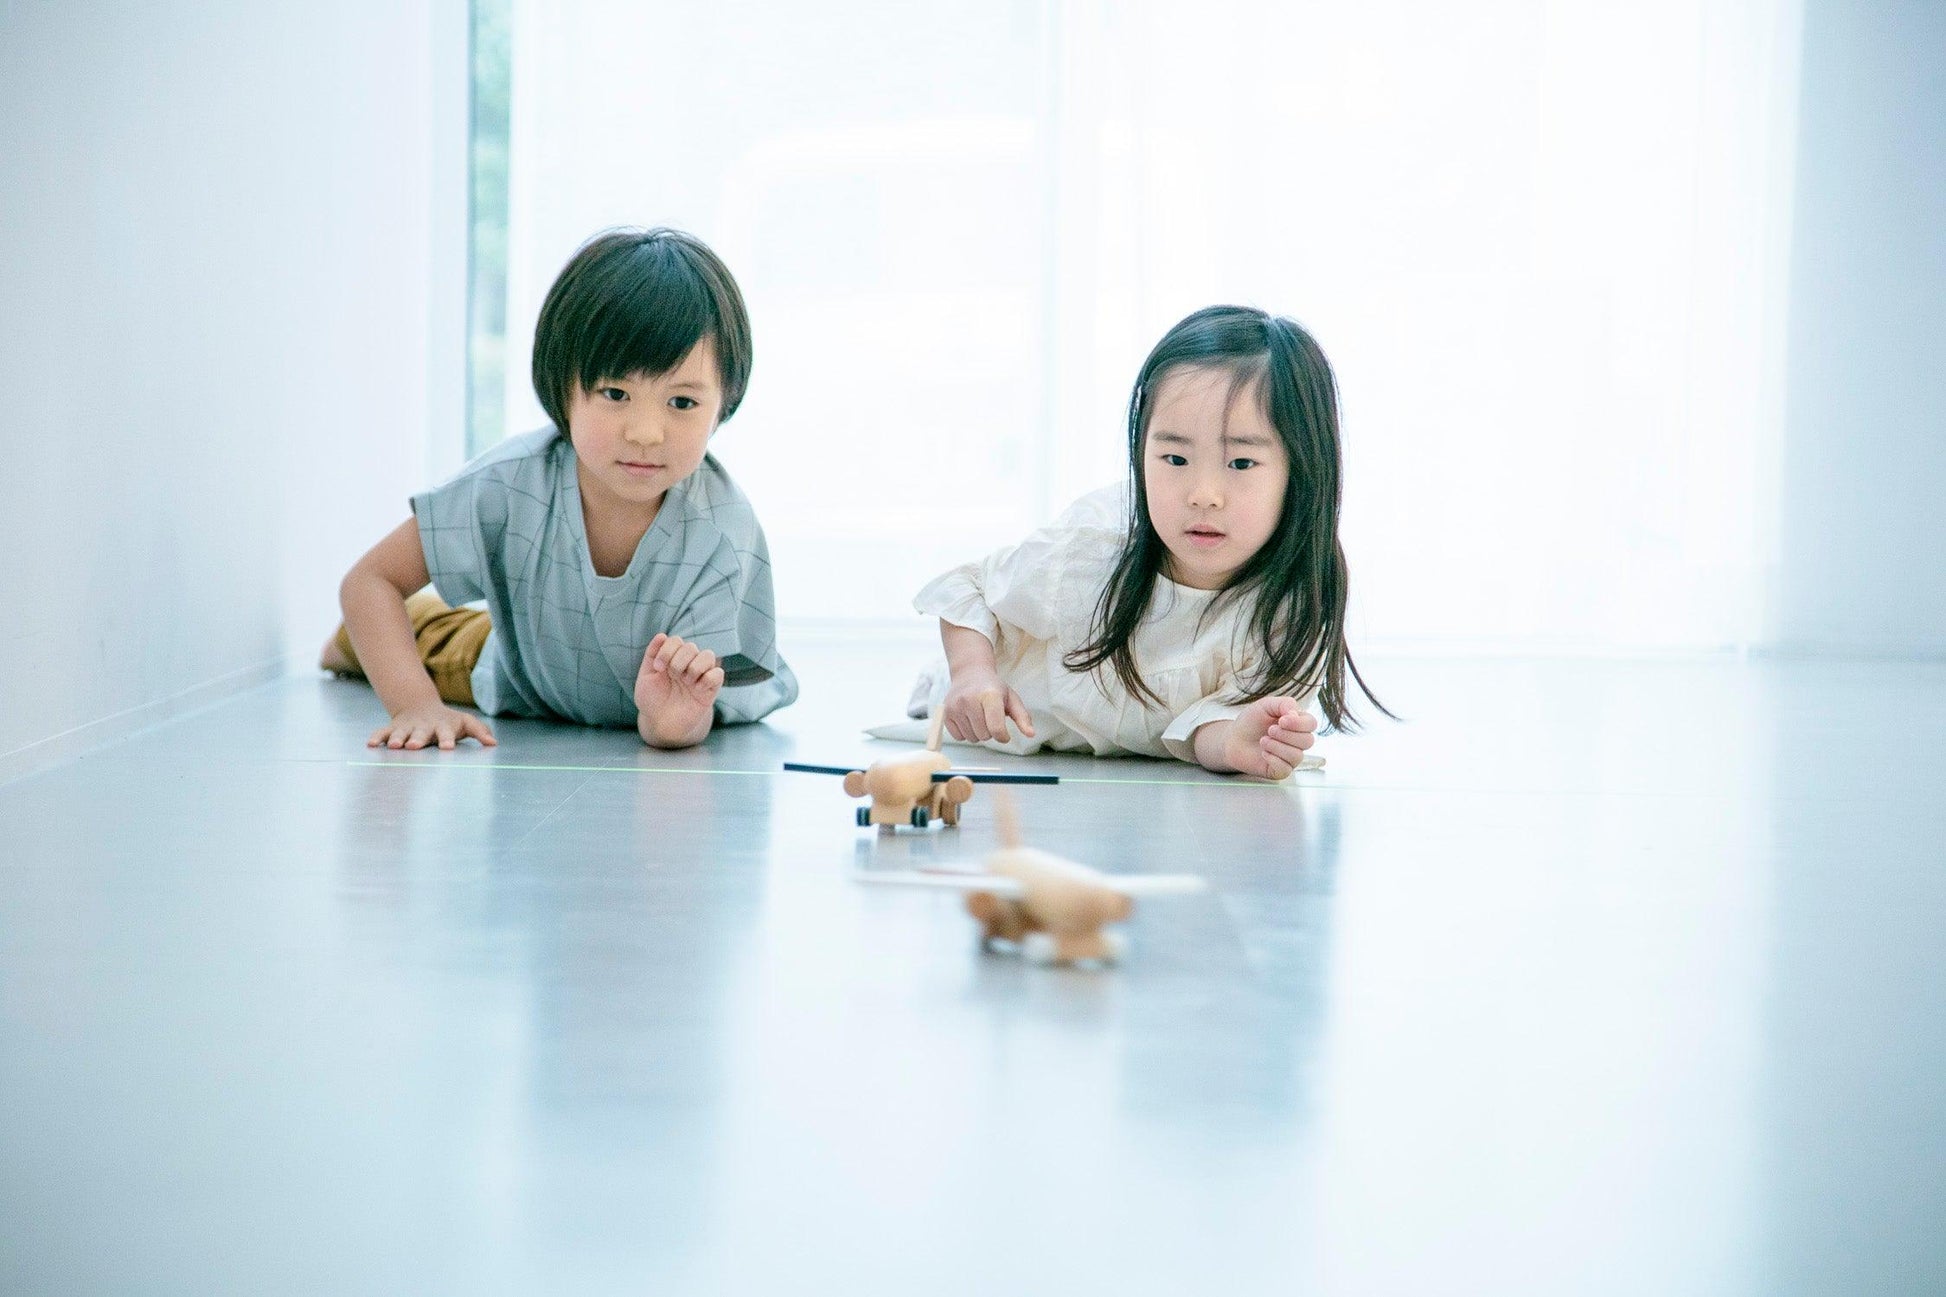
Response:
[530,227,753,432]
[1062,305,1392,732]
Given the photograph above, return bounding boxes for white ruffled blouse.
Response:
[907,485,1317,763]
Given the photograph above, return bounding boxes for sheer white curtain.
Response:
[503,0,1801,650]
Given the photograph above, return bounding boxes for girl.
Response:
[905,305,1388,779]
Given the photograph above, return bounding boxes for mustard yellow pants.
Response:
[330,590,491,708]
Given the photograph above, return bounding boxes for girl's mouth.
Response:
[1185,527,1226,548]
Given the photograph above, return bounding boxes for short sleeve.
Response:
[411,474,491,606]
[666,529,799,726]
[1158,694,1254,763]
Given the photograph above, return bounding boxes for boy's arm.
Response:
[340,518,495,749]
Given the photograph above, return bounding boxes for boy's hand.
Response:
[368,704,497,751]
[635,633,724,747]
[1219,696,1317,779]
[941,668,1036,745]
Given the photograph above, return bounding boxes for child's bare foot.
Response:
[319,630,354,674]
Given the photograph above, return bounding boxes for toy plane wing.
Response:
[854,868,1204,897]
[782,762,1058,785]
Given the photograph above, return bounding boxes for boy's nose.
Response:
[623,420,664,447]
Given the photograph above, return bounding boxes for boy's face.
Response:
[1141,364,1289,590]
[567,336,723,518]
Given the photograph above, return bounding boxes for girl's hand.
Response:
[1218,696,1317,779]
[635,633,724,747]
[368,703,497,751]
[941,669,1036,745]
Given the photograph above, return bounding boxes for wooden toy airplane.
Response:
[854,795,1205,965]
[785,709,1058,829]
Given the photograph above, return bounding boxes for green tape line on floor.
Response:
[345,759,1302,789]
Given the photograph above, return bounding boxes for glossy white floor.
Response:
[2,637,1942,1296]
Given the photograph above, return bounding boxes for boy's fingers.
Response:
[686,649,717,682]
[467,717,498,746]
[700,665,724,692]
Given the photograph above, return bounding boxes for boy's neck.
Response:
[577,465,666,579]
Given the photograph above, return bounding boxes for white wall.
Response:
[1771,0,1946,655]
[0,1,467,777]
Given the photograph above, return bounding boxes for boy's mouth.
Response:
[619,460,665,477]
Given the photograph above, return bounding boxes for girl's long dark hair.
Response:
[1062,305,1391,731]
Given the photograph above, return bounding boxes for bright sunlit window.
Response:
[474,0,1801,650]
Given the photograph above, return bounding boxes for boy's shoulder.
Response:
[450,426,566,487]
[669,452,765,543]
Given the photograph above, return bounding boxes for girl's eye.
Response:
[669,396,698,411]
[1160,454,1188,467]
[1227,457,1258,471]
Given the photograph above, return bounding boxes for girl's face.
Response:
[567,336,723,523]
[1142,364,1289,590]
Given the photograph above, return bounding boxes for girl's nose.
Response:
[1189,475,1224,508]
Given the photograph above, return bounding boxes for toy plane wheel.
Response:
[910,806,930,828]
[855,806,871,827]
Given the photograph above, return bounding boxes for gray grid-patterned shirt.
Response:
[412,427,797,727]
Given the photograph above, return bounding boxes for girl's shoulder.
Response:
[1047,480,1132,535]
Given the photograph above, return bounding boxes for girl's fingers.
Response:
[1271,721,1315,750]
[1005,688,1036,738]
[980,691,1009,741]
[1262,736,1308,766]
[368,726,389,747]
[467,717,498,746]
[1280,708,1319,734]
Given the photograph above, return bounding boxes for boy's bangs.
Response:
[577,246,716,388]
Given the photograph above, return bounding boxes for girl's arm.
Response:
[1190,697,1316,779]
[939,621,1036,744]
[340,519,496,750]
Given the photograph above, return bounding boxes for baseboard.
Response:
[0,657,293,788]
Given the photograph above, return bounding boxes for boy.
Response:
[322,227,797,749]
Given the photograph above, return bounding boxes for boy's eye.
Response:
[597,387,628,402]
[1227,457,1258,471]
[669,396,698,411]
[1160,453,1188,467]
